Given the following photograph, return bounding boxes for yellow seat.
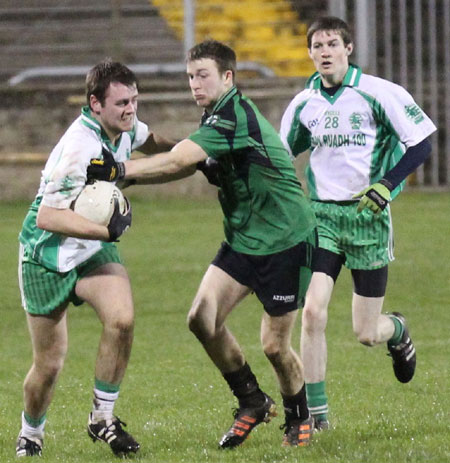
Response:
[151,0,313,76]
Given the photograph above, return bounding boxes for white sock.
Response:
[91,388,119,422]
[21,412,45,440]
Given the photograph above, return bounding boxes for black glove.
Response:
[196,157,221,187]
[107,197,132,242]
[87,147,125,182]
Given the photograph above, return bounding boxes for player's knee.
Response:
[302,303,327,333]
[263,345,284,366]
[187,315,214,342]
[262,337,287,365]
[187,298,215,341]
[34,355,65,383]
[106,314,135,340]
[354,329,377,347]
[187,310,201,335]
[117,314,135,332]
[358,337,377,347]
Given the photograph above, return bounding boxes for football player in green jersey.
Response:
[87,40,317,448]
[280,17,436,430]
[16,60,175,457]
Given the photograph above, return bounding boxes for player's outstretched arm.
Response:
[138,131,177,155]
[88,139,207,184]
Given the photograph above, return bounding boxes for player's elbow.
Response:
[36,205,54,231]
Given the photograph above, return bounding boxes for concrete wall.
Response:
[0,77,307,201]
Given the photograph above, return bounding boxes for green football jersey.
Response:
[189,86,316,255]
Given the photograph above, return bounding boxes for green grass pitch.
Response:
[0,191,449,462]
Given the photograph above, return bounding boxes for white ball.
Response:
[72,180,126,226]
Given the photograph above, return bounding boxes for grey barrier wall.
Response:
[0,79,308,201]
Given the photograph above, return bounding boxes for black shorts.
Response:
[212,231,317,316]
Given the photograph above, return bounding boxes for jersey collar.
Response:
[306,64,362,90]
[211,86,238,114]
[80,106,122,152]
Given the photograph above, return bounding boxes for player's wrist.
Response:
[378,178,394,192]
[116,162,126,180]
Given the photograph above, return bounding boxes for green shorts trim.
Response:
[311,201,394,270]
[19,244,122,315]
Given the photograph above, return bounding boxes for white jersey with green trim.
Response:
[19,106,149,272]
[280,64,437,201]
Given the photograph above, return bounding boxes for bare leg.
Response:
[24,306,68,420]
[352,293,394,346]
[75,263,134,385]
[261,310,302,395]
[300,272,334,383]
[261,310,313,446]
[75,263,140,455]
[187,265,251,373]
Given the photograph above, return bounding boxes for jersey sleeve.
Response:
[188,124,234,160]
[370,78,437,148]
[279,92,312,158]
[41,129,101,209]
[130,118,150,152]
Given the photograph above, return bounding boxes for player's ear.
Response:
[224,69,233,85]
[90,94,102,114]
[346,43,353,56]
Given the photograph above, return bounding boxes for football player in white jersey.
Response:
[280,17,436,430]
[16,60,175,457]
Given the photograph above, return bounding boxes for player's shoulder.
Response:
[284,87,316,119]
[291,87,315,103]
[68,117,100,142]
[286,71,321,106]
[60,116,102,158]
[356,73,411,101]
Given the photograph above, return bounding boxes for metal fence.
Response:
[327,0,449,187]
[2,0,448,187]
[180,0,449,187]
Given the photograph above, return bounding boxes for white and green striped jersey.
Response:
[19,106,149,272]
[280,64,437,201]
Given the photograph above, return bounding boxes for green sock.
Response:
[94,378,120,393]
[24,412,46,428]
[305,381,328,421]
[388,315,404,346]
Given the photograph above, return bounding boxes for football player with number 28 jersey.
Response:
[280,16,436,431]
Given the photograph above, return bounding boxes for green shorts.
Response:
[311,201,394,270]
[19,244,122,315]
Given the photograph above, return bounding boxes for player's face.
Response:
[308,30,353,86]
[91,82,138,143]
[187,58,233,112]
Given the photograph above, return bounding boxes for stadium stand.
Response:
[0,0,327,84]
[152,0,316,76]
[0,0,323,200]
[0,0,184,85]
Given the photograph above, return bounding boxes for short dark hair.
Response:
[307,16,353,49]
[187,40,236,78]
[86,59,138,108]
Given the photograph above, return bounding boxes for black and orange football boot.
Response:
[219,393,277,449]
